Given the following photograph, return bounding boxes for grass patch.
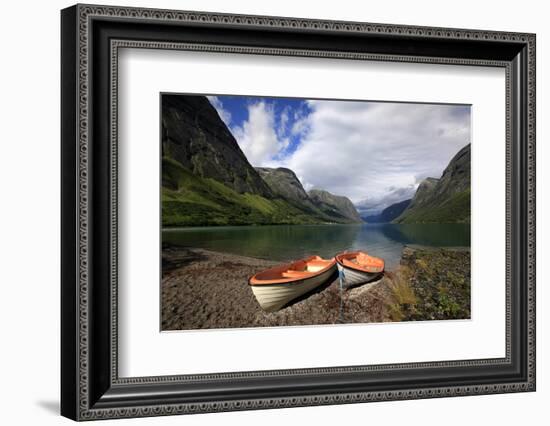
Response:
[385,267,417,321]
[380,248,470,322]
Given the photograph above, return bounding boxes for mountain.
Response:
[308,189,363,223]
[255,167,312,207]
[162,94,272,196]
[256,167,363,223]
[394,144,471,223]
[162,157,333,226]
[407,177,440,208]
[161,95,362,226]
[363,199,412,223]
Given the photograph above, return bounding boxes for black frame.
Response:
[61,4,536,421]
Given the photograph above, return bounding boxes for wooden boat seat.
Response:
[282,270,315,278]
[306,259,332,272]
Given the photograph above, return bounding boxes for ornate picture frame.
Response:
[61,4,535,421]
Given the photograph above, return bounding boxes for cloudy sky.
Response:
[207,95,470,216]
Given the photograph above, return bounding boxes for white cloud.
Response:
[291,117,308,137]
[301,180,314,191]
[278,106,290,139]
[231,101,289,166]
[276,101,470,206]
[207,96,232,126]
[290,105,310,137]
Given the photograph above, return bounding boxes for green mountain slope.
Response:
[393,188,470,223]
[162,158,333,226]
[394,144,471,224]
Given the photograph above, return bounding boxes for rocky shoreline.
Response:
[161,246,470,331]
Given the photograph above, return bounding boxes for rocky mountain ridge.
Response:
[162,95,272,197]
[308,189,363,223]
[256,167,362,223]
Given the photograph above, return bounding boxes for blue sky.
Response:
[208,95,312,162]
[207,95,471,215]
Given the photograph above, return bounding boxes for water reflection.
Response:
[163,223,470,270]
[163,224,360,261]
[379,223,471,247]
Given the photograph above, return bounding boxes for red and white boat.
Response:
[335,251,384,288]
[248,256,336,312]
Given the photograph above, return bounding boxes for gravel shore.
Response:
[161,246,470,330]
[161,247,388,330]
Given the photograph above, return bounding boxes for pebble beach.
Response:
[161,246,470,331]
[161,247,389,330]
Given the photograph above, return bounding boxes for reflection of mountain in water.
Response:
[379,223,471,247]
[163,223,470,270]
[163,224,362,262]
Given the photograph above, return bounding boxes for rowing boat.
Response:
[335,251,384,289]
[248,256,337,312]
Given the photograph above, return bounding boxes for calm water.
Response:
[162,223,470,270]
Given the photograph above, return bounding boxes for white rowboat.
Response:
[335,251,384,289]
[248,256,337,312]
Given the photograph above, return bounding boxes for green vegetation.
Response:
[384,247,470,321]
[162,157,335,227]
[384,266,417,321]
[394,189,470,224]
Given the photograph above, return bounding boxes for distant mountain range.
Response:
[393,143,471,223]
[363,199,412,223]
[162,95,362,226]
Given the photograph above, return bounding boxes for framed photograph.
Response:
[61,4,536,421]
